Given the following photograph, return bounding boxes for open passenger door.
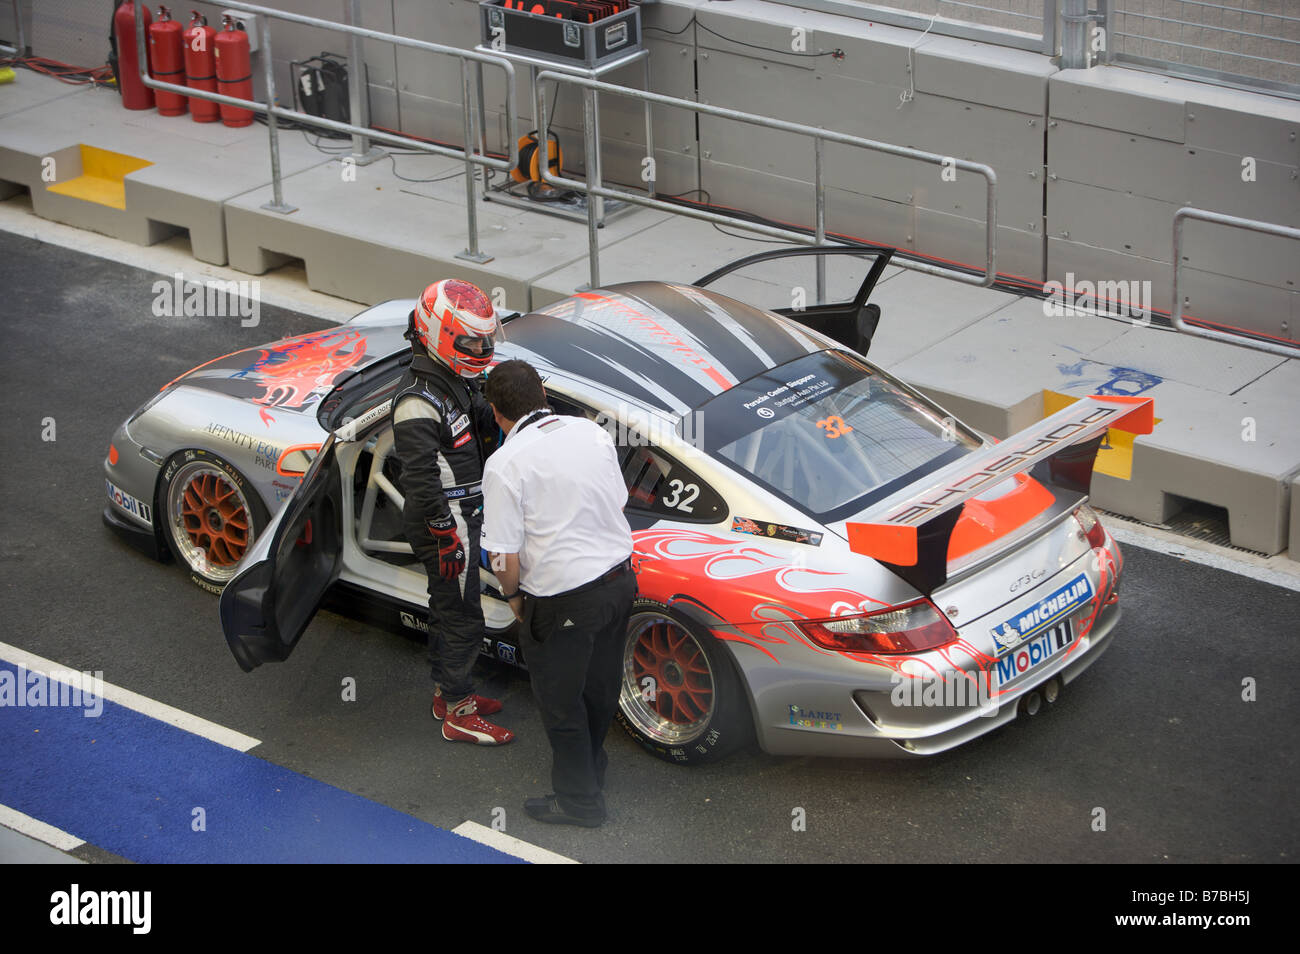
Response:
[694,244,894,356]
[219,432,345,672]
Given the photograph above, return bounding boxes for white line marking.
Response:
[0,804,84,852]
[1106,524,1300,593]
[0,642,261,752]
[452,821,580,865]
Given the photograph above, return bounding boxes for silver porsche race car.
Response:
[104,246,1148,764]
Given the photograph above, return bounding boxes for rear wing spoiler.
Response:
[844,395,1154,593]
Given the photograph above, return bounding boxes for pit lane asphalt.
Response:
[2,230,1297,864]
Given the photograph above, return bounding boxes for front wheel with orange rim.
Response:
[616,600,752,765]
[159,450,268,594]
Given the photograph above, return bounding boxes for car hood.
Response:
[170,309,411,416]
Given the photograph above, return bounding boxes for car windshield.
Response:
[695,350,982,522]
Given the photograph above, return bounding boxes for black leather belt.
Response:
[546,557,633,599]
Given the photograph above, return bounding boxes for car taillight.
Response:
[1073,504,1107,549]
[797,600,959,654]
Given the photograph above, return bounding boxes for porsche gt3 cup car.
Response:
[106,246,1147,764]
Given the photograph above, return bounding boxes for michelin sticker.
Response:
[991,573,1093,652]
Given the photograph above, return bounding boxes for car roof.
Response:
[502,283,828,417]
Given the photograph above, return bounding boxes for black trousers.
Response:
[524,569,637,818]
[407,505,484,701]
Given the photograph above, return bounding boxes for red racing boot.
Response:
[442,696,514,745]
[431,687,503,721]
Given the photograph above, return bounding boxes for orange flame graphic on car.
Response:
[234,329,368,410]
[631,528,891,661]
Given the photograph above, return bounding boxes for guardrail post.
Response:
[1041,0,1059,58]
[456,58,492,264]
[1061,0,1101,69]
[642,56,655,199]
[259,18,296,214]
[3,0,26,56]
[814,135,826,305]
[345,0,383,165]
[583,87,600,288]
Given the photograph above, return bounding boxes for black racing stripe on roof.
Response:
[614,283,821,377]
[503,313,714,412]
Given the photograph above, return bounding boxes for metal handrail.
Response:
[769,0,1060,57]
[535,70,998,293]
[1172,207,1300,357]
[134,1,518,264]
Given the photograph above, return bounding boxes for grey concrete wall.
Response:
[18,0,1300,332]
[1047,70,1299,341]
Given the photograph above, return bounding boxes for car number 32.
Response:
[663,479,699,513]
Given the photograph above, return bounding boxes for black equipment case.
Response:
[479,1,642,68]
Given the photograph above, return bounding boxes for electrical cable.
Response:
[898,14,938,109]
[645,12,844,60]
[1,55,115,88]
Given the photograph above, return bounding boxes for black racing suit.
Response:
[391,347,499,699]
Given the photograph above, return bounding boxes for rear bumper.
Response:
[753,600,1122,759]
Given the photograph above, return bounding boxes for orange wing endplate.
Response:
[845,522,918,566]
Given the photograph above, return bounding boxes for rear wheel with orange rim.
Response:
[616,599,752,765]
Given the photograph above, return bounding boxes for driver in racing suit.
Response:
[392,279,513,745]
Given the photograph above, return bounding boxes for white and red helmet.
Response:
[411,279,497,377]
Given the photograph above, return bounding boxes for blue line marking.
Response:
[0,663,522,863]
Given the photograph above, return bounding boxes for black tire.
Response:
[615,599,752,765]
[157,449,269,594]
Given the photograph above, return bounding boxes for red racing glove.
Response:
[427,515,466,580]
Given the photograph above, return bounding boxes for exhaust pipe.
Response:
[1042,677,1061,705]
[1019,678,1061,719]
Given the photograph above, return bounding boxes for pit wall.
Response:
[26,0,1299,336]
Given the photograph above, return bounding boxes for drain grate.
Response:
[1098,503,1268,558]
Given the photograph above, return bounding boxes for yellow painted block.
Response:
[1042,390,1159,481]
[45,145,152,210]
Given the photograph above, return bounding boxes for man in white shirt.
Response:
[481,360,636,828]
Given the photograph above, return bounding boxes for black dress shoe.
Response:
[524,794,604,828]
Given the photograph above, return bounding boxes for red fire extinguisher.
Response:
[148,6,185,116]
[213,14,253,128]
[182,11,218,123]
[113,1,154,110]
